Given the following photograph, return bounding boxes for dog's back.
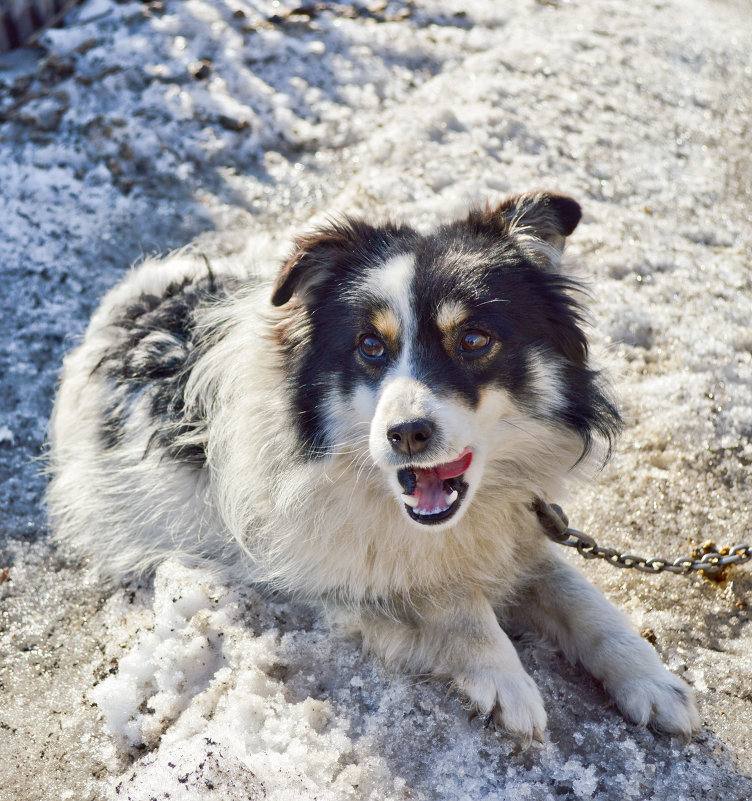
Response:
[47,251,259,578]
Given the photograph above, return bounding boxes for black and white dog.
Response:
[48,192,699,742]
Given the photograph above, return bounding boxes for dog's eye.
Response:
[359,334,386,360]
[460,330,492,353]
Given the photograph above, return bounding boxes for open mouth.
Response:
[397,448,473,525]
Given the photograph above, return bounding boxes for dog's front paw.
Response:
[458,668,547,745]
[610,670,700,737]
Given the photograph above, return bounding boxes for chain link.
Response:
[532,497,752,578]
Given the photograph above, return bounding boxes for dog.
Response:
[47,192,700,743]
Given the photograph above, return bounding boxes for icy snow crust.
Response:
[1,0,752,798]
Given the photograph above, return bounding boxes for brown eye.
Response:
[359,334,386,360]
[460,330,492,353]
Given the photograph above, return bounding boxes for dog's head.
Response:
[271,193,620,530]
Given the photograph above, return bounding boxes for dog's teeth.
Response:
[446,490,458,506]
[402,494,419,508]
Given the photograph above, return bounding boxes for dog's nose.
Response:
[387,419,434,457]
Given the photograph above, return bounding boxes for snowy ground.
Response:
[1,0,751,798]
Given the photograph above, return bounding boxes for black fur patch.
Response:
[95,266,242,466]
[276,222,420,454]
[410,225,620,458]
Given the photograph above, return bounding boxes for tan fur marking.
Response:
[435,300,469,333]
[370,307,401,346]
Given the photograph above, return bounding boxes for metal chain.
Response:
[532,497,752,578]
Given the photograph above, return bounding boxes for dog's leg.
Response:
[344,589,547,744]
[506,550,700,736]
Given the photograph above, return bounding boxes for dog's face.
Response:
[272,193,620,530]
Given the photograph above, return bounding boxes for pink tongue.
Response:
[435,449,473,479]
[412,450,472,513]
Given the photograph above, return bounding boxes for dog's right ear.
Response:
[271,230,344,307]
[272,218,411,306]
[272,223,365,307]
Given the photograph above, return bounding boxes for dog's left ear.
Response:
[471,192,581,252]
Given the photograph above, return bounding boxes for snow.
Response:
[1,0,752,799]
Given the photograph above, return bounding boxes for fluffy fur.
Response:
[47,192,700,742]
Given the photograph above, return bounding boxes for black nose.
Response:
[387,419,434,457]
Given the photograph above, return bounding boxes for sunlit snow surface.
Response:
[1,0,751,799]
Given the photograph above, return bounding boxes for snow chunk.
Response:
[92,561,401,800]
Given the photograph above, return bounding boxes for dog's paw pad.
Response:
[488,701,546,746]
[612,672,701,737]
[459,668,547,745]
